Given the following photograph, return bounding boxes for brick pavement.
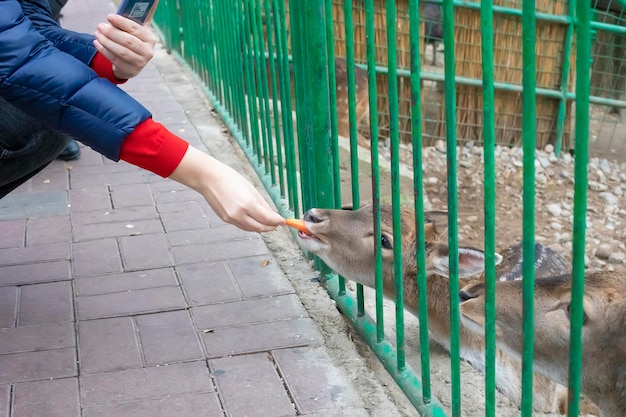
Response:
[0,1,381,416]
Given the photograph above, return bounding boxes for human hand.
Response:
[169,147,285,232]
[93,14,157,80]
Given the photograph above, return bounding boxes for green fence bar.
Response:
[263,0,285,193]
[324,0,341,208]
[342,0,365,310]
[242,0,262,157]
[289,0,315,215]
[385,0,406,373]
[568,0,592,413]
[441,0,461,414]
[364,0,385,343]
[250,0,274,177]
[521,0,537,414]
[553,1,576,156]
[408,0,433,404]
[273,0,300,215]
[480,0,498,414]
[298,0,335,212]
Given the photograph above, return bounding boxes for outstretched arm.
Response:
[169,147,285,232]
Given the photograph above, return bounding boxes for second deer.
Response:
[460,270,625,417]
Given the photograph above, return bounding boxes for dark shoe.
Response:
[56,140,81,161]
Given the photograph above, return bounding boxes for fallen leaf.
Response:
[261,259,270,267]
[202,329,214,333]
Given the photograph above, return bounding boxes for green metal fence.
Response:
[152,0,621,415]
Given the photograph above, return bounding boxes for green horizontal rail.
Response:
[258,52,626,109]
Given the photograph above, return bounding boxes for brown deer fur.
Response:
[460,271,625,417]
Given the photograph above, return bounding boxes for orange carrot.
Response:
[285,218,310,234]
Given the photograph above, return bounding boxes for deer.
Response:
[459,270,625,417]
[294,204,597,414]
[265,57,371,149]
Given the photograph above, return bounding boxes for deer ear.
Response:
[428,245,487,278]
[458,247,488,278]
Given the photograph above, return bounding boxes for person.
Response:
[0,0,285,232]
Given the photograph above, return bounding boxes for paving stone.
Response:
[72,219,163,242]
[177,262,242,306]
[110,183,155,208]
[157,201,209,232]
[0,261,70,286]
[83,392,223,417]
[192,294,308,330]
[71,206,159,226]
[30,167,69,192]
[210,353,296,416]
[12,377,79,417]
[0,348,76,384]
[69,170,147,189]
[78,317,142,373]
[149,180,187,194]
[19,281,73,325]
[229,255,296,298]
[68,146,103,166]
[201,318,323,357]
[152,188,204,205]
[0,243,68,267]
[0,191,65,208]
[170,238,270,265]
[119,234,173,271]
[0,287,17,327]
[273,347,360,414]
[0,322,74,354]
[81,361,213,406]
[0,385,8,417]
[135,310,203,365]
[77,285,186,320]
[69,186,111,213]
[0,219,25,248]
[0,191,68,220]
[72,239,122,277]
[166,226,257,247]
[26,216,71,245]
[74,268,177,296]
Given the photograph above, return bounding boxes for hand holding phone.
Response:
[116,0,159,24]
[93,13,158,79]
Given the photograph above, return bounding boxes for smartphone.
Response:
[116,0,159,24]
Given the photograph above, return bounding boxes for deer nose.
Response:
[303,209,324,224]
[459,289,479,303]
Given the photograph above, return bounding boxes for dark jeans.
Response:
[0,97,71,199]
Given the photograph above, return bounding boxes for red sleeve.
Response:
[119,118,190,178]
[89,52,128,85]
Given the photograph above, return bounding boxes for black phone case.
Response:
[116,0,158,24]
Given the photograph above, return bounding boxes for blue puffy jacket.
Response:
[0,0,151,161]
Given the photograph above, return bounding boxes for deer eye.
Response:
[563,303,589,326]
[381,235,393,250]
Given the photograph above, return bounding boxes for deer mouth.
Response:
[297,228,318,240]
